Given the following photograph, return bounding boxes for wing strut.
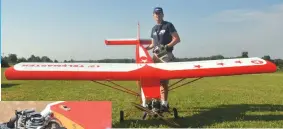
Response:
[91,80,140,97]
[169,78,203,91]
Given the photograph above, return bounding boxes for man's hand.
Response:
[164,45,171,52]
[145,44,153,50]
[146,39,154,50]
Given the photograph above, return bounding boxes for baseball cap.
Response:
[153,7,163,14]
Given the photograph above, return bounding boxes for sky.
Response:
[2,0,283,61]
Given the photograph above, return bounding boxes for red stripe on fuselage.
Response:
[136,43,161,100]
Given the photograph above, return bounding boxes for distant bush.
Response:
[1,58,10,67]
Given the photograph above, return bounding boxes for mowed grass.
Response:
[1,68,283,128]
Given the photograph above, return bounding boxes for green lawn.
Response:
[1,68,283,128]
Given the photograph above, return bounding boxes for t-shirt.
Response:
[150,20,177,52]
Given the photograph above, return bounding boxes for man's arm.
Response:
[166,23,180,48]
[146,27,155,50]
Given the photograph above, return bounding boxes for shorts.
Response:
[153,52,175,85]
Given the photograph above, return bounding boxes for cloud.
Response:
[197,3,283,59]
[207,9,262,23]
[206,3,283,24]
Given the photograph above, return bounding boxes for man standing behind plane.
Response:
[146,7,181,112]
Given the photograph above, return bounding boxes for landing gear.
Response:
[119,100,180,127]
[91,78,203,127]
[131,100,180,127]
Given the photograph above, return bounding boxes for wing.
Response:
[4,57,277,80]
[147,57,277,79]
[4,62,145,80]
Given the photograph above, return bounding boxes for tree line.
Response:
[2,52,283,70]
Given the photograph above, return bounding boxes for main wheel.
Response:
[173,108,178,119]
[119,110,124,122]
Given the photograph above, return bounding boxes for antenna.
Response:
[137,21,140,40]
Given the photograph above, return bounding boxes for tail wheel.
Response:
[173,108,178,119]
[119,110,124,122]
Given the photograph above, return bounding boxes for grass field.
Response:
[1,68,283,128]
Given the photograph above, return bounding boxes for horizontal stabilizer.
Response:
[105,38,151,45]
[5,57,277,80]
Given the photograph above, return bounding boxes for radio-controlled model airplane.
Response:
[5,23,277,126]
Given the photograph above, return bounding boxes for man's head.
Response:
[153,7,164,23]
